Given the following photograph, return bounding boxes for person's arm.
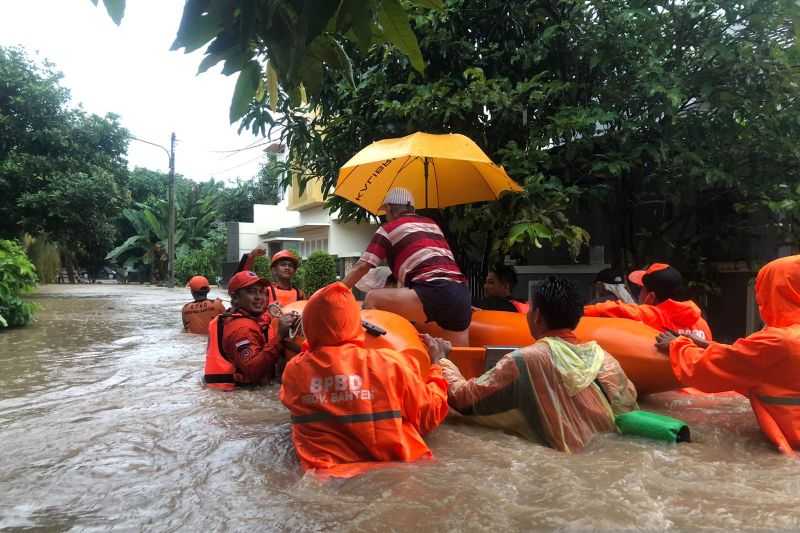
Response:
[661,330,783,393]
[343,228,391,289]
[397,360,449,435]
[422,333,520,412]
[584,301,661,325]
[181,304,191,331]
[227,327,282,384]
[595,352,638,414]
[342,260,374,288]
[237,245,267,273]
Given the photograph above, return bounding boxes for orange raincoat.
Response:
[585,299,712,341]
[669,255,800,454]
[440,330,638,452]
[279,282,449,478]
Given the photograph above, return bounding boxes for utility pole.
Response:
[167,132,176,288]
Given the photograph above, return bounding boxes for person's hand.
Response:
[278,312,300,339]
[682,332,710,349]
[420,333,452,363]
[251,244,267,257]
[655,331,678,355]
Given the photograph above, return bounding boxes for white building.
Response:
[225,177,378,277]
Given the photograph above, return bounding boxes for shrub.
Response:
[298,251,338,297]
[251,255,272,281]
[175,222,227,285]
[0,239,38,328]
[23,234,60,284]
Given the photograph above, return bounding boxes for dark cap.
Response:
[595,268,624,284]
[631,263,683,300]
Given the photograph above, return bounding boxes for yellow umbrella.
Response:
[335,132,523,214]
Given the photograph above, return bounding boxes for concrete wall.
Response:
[329,220,378,258]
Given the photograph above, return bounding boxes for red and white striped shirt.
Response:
[360,215,466,286]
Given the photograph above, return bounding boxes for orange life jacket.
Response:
[267,285,303,307]
[203,312,268,390]
[204,315,235,391]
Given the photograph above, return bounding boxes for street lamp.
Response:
[130,133,177,288]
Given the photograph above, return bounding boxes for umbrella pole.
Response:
[424,157,429,209]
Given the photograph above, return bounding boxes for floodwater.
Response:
[1,285,799,532]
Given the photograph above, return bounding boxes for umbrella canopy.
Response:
[335,132,523,214]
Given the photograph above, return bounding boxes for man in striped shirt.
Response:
[342,187,472,345]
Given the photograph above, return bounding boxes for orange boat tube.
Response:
[462,310,679,395]
[280,301,430,375]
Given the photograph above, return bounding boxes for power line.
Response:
[208,153,266,177]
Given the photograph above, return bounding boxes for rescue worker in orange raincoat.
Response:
[204,271,297,388]
[238,246,305,306]
[182,275,226,334]
[279,282,449,478]
[656,255,800,455]
[584,263,713,341]
[424,276,638,453]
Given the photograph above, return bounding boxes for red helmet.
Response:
[271,249,300,268]
[227,271,268,295]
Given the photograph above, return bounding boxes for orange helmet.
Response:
[187,275,210,292]
[271,249,300,268]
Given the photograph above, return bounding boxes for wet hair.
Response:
[531,276,584,330]
[491,264,517,289]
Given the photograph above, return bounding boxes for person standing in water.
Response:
[424,276,638,452]
[182,275,226,334]
[656,255,800,455]
[342,187,472,346]
[238,247,305,305]
[280,282,448,478]
[204,271,296,388]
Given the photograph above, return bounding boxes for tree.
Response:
[106,201,177,282]
[218,155,284,222]
[0,240,38,328]
[92,0,443,127]
[250,0,800,286]
[0,46,130,276]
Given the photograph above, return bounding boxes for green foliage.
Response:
[89,0,125,25]
[23,234,61,284]
[175,222,227,285]
[251,255,272,281]
[297,251,338,297]
[0,46,129,274]
[0,240,38,328]
[254,0,800,283]
[218,155,283,221]
[88,0,445,127]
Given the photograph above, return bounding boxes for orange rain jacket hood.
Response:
[279,282,448,478]
[669,255,800,454]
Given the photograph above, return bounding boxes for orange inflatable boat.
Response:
[420,310,680,395]
[279,303,678,395]
[279,301,430,374]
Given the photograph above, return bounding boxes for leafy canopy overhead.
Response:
[92,0,443,126]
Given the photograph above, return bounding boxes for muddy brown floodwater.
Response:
[1,284,799,532]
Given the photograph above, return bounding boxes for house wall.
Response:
[329,220,378,258]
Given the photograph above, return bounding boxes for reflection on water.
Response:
[1,285,799,531]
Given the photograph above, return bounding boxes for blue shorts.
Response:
[409,279,472,332]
